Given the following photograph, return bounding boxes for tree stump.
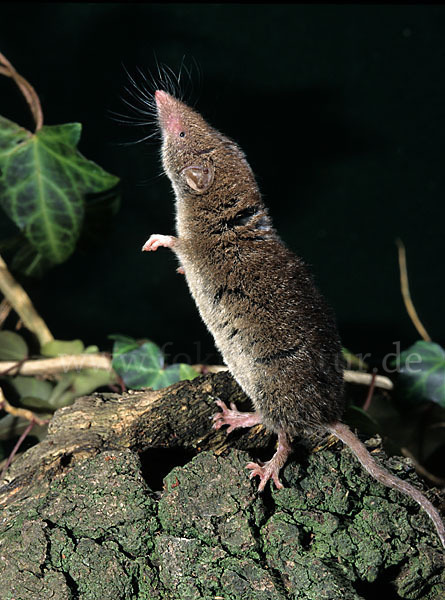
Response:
[0,372,444,600]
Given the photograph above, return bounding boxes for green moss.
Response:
[158,450,266,559]
[0,449,161,600]
[39,449,158,556]
[1,443,443,599]
[219,556,286,599]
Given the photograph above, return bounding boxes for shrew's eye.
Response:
[179,131,186,138]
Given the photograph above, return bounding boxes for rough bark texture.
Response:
[0,372,444,600]
[0,372,272,508]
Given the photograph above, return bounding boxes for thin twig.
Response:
[0,386,49,427]
[0,357,27,376]
[362,369,377,412]
[0,254,53,347]
[0,298,12,327]
[0,51,43,131]
[396,239,431,342]
[401,446,445,488]
[343,370,392,390]
[0,353,114,377]
[0,419,35,481]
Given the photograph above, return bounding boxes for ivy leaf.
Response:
[112,340,165,389]
[398,341,445,407]
[179,363,200,382]
[9,375,53,402]
[0,331,28,360]
[111,337,200,390]
[0,115,119,274]
[40,339,85,357]
[9,241,52,277]
[109,334,142,357]
[48,369,118,409]
[149,363,182,390]
[84,345,100,354]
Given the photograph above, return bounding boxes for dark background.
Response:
[1,4,444,367]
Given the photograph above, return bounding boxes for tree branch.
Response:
[0,353,113,377]
[0,52,43,131]
[0,254,53,347]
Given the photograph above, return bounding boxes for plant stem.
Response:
[0,254,53,347]
[0,353,114,377]
[0,419,35,481]
[0,52,43,131]
[396,239,431,342]
[0,386,48,427]
[362,370,377,412]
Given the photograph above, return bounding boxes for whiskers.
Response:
[110,56,200,147]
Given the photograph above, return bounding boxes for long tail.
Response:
[328,421,445,550]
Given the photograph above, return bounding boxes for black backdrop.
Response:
[1,4,444,367]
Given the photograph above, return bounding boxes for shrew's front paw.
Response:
[142,234,176,252]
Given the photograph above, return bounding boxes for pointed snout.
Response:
[154,90,172,107]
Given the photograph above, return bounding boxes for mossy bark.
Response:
[0,373,444,600]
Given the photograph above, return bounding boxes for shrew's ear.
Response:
[181,163,214,193]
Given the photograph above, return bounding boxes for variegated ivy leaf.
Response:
[111,335,200,390]
[0,115,119,274]
[398,341,445,407]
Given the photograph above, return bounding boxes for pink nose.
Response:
[155,90,170,105]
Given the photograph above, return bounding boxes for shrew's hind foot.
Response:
[246,430,292,492]
[212,399,261,434]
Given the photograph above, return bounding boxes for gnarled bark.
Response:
[0,372,444,600]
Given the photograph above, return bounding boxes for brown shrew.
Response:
[142,89,445,550]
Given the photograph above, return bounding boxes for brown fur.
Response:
[156,91,344,436]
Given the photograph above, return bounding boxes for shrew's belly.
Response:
[181,260,262,397]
